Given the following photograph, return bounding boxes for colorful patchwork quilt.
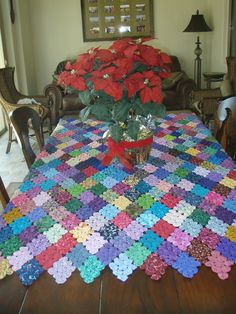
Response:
[0,113,236,285]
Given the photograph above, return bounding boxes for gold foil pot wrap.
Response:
[123,127,153,142]
[126,145,152,165]
[124,127,153,165]
[103,123,153,165]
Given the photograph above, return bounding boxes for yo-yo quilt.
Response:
[0,113,236,285]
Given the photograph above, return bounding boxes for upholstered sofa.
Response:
[48,55,196,117]
[162,56,196,110]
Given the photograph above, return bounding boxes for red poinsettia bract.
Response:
[57,71,86,92]
[90,66,123,101]
[109,37,152,53]
[139,71,163,104]
[123,72,144,98]
[57,37,172,108]
[123,70,163,103]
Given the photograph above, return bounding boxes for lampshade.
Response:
[183,10,212,33]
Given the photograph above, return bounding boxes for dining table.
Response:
[0,113,236,314]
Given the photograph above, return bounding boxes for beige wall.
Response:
[17,0,35,94]
[154,0,230,80]
[0,0,230,94]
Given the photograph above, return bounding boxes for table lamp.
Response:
[183,10,212,88]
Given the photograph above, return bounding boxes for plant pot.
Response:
[124,137,153,165]
[102,134,153,169]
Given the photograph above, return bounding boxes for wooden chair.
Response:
[214,96,236,159]
[0,67,52,153]
[10,106,44,169]
[226,56,236,92]
[0,176,10,208]
[190,88,222,125]
[190,57,236,125]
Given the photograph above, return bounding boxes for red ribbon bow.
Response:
[102,136,153,169]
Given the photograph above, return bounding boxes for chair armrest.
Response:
[0,98,46,122]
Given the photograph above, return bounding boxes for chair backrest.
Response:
[216,96,236,124]
[0,176,10,208]
[215,96,236,158]
[0,67,20,103]
[10,106,44,169]
[226,57,236,93]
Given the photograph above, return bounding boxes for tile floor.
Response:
[0,126,52,188]
[0,131,28,187]
[0,129,50,213]
[0,131,28,213]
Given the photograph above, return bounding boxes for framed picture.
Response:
[81,0,154,41]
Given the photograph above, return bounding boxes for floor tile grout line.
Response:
[18,289,29,314]
[99,278,104,314]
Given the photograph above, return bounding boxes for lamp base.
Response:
[194,36,202,89]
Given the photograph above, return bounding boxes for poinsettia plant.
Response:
[57,38,171,142]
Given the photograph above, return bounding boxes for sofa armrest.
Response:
[44,84,62,125]
[175,78,196,109]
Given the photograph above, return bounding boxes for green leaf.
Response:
[109,124,123,143]
[127,120,140,140]
[132,62,148,73]
[135,102,166,118]
[79,90,91,106]
[94,96,114,109]
[90,103,112,121]
[113,101,132,122]
[96,91,114,104]
[67,87,75,93]
[146,103,166,117]
[132,97,145,116]
[79,106,91,122]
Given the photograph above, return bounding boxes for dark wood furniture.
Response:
[163,56,196,110]
[203,72,225,88]
[0,67,60,153]
[0,267,236,314]
[0,176,9,208]
[190,57,236,124]
[190,88,222,125]
[1,114,236,314]
[227,56,236,91]
[10,106,44,169]
[214,96,236,160]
